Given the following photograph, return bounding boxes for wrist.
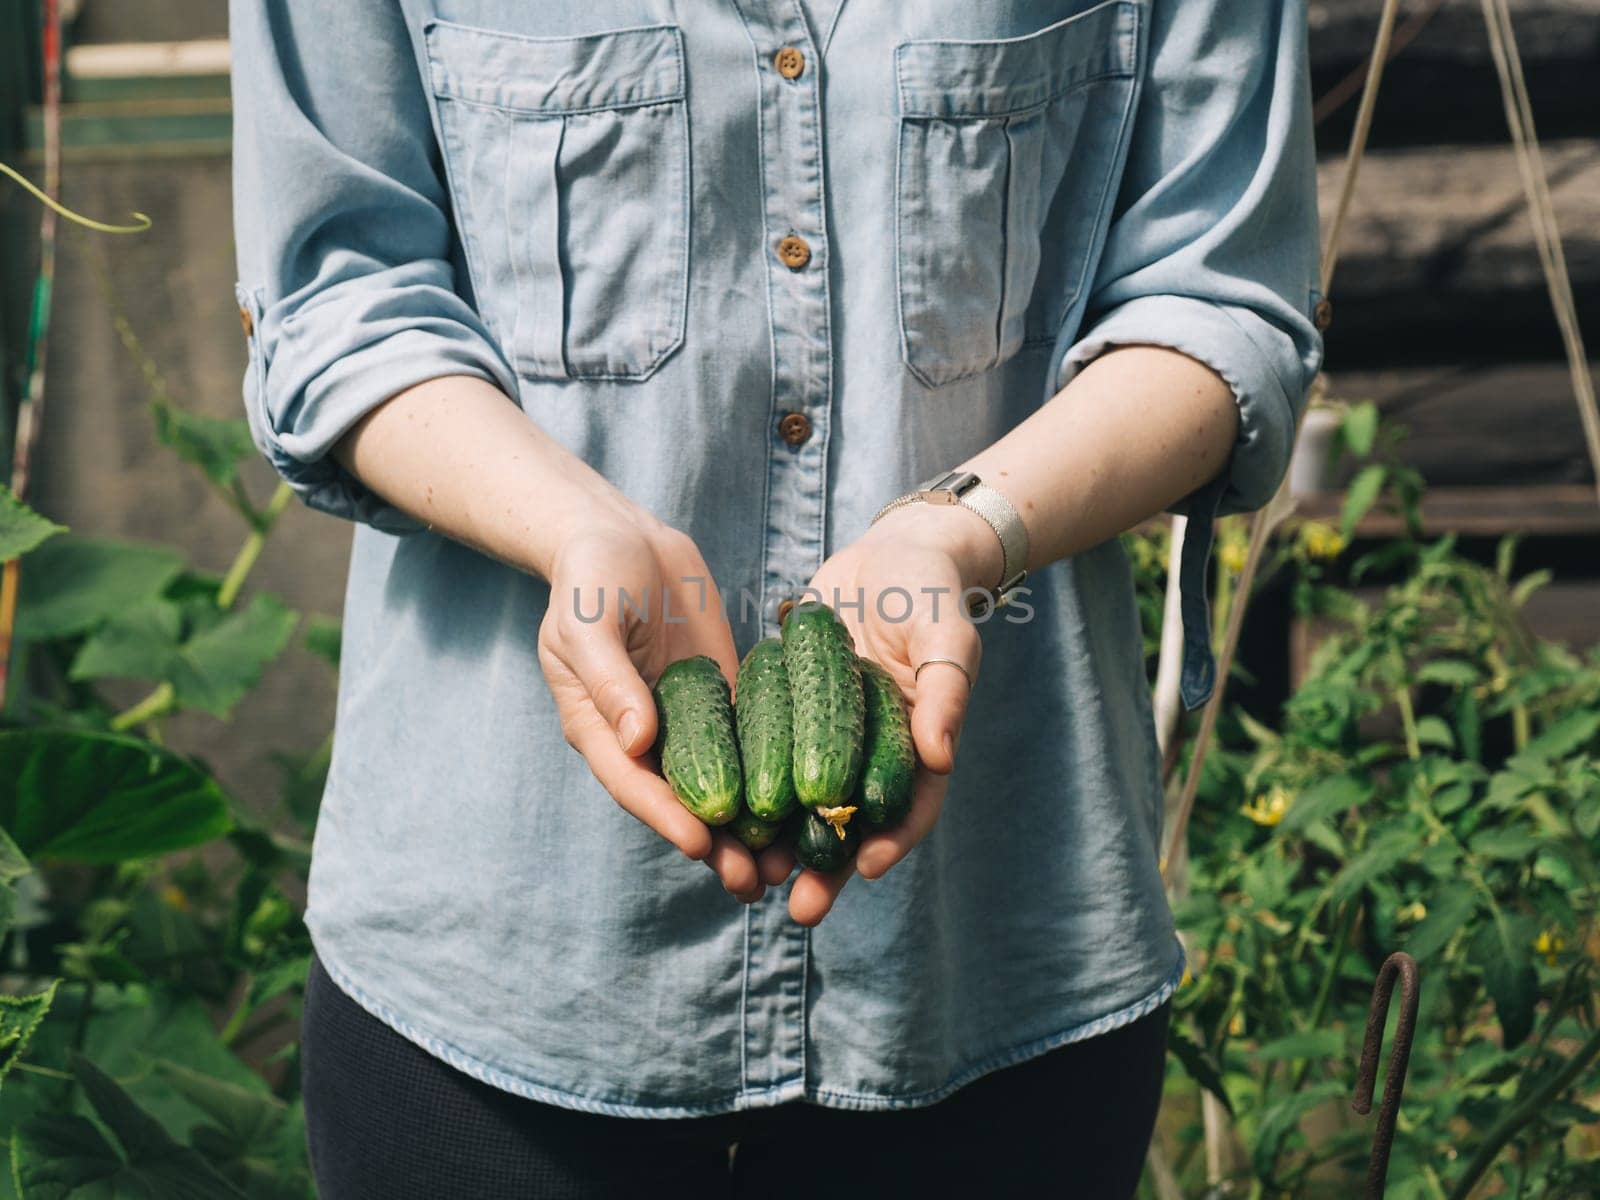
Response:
[869,502,1005,594]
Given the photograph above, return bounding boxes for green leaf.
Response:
[151,1060,285,1159]
[1278,773,1371,835]
[150,402,257,493]
[1247,1028,1345,1062]
[1416,659,1480,688]
[1405,883,1476,962]
[0,828,30,887]
[0,490,65,560]
[0,981,58,1090]
[1521,711,1600,764]
[10,1056,248,1199]
[1330,829,1418,902]
[1339,463,1388,542]
[1470,828,1540,861]
[0,730,232,864]
[14,537,184,641]
[1510,568,1553,609]
[302,617,340,670]
[67,601,182,683]
[1250,1080,1346,1183]
[1342,401,1380,458]
[1470,915,1539,1048]
[169,594,298,718]
[1167,1027,1233,1118]
[1415,716,1455,751]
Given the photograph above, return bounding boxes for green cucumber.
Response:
[794,809,861,873]
[781,602,864,832]
[734,638,798,820]
[729,808,784,851]
[652,656,741,826]
[856,658,914,829]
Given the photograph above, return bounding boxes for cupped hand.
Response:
[754,503,1004,924]
[537,513,764,901]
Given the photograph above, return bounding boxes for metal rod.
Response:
[1353,952,1420,1198]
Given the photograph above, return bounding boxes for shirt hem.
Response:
[308,929,1185,1119]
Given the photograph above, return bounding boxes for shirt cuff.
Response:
[237,281,520,535]
[1055,294,1306,712]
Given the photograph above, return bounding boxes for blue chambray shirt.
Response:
[231,0,1322,1115]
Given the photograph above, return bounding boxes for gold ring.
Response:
[913,657,973,690]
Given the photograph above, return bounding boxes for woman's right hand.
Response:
[537,513,764,901]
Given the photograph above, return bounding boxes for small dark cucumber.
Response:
[735,638,798,821]
[781,603,865,833]
[855,658,914,829]
[794,809,861,873]
[729,808,785,852]
[652,656,742,827]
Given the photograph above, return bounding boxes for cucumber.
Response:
[781,602,864,834]
[652,656,741,826]
[794,809,861,873]
[729,808,785,852]
[734,639,798,820]
[855,658,914,829]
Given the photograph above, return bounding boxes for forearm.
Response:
[961,345,1239,574]
[330,375,647,580]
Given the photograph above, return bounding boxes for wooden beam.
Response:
[1294,484,1600,537]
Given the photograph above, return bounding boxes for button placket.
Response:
[732,0,834,1105]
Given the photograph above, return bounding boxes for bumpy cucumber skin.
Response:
[781,604,865,811]
[735,639,798,820]
[652,656,741,826]
[729,808,784,851]
[856,658,914,829]
[794,809,861,872]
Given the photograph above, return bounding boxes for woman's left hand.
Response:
[754,503,1005,924]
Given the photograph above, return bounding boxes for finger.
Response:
[705,831,760,898]
[757,843,796,887]
[565,707,713,862]
[908,623,981,774]
[789,860,857,927]
[856,767,948,880]
[559,623,658,756]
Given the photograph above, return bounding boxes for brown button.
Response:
[778,411,812,445]
[774,47,805,79]
[776,235,811,270]
[238,305,254,338]
[1314,298,1334,331]
[777,597,796,624]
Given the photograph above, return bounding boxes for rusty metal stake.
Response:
[1353,952,1420,1198]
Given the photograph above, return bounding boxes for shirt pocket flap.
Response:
[424,20,684,114]
[895,0,1138,119]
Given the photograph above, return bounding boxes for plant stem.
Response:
[1289,899,1360,1094]
[108,681,174,731]
[1447,1025,1600,1200]
[12,1060,73,1081]
[1393,649,1422,760]
[217,482,292,611]
[1511,703,1530,752]
[218,976,254,1047]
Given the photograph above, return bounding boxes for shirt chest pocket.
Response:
[424,20,689,381]
[895,1,1139,389]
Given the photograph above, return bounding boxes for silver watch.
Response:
[870,471,1029,614]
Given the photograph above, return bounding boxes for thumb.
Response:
[562,623,658,755]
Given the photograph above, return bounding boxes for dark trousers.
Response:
[302,951,1170,1199]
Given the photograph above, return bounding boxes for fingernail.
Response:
[618,712,640,751]
[943,731,955,762]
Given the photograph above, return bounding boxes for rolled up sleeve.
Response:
[230,0,519,532]
[1054,0,1325,709]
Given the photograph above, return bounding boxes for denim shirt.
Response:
[231,0,1322,1115]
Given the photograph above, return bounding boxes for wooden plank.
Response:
[24,98,232,151]
[1319,362,1596,488]
[1294,484,1600,537]
[1316,138,1600,363]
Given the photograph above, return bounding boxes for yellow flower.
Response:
[1218,540,1248,575]
[159,883,190,912]
[1180,966,1194,989]
[1228,1011,1245,1037]
[1241,784,1294,827]
[1534,929,1566,967]
[1298,521,1346,561]
[1398,901,1427,924]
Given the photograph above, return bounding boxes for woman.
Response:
[231,1,1323,1195]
